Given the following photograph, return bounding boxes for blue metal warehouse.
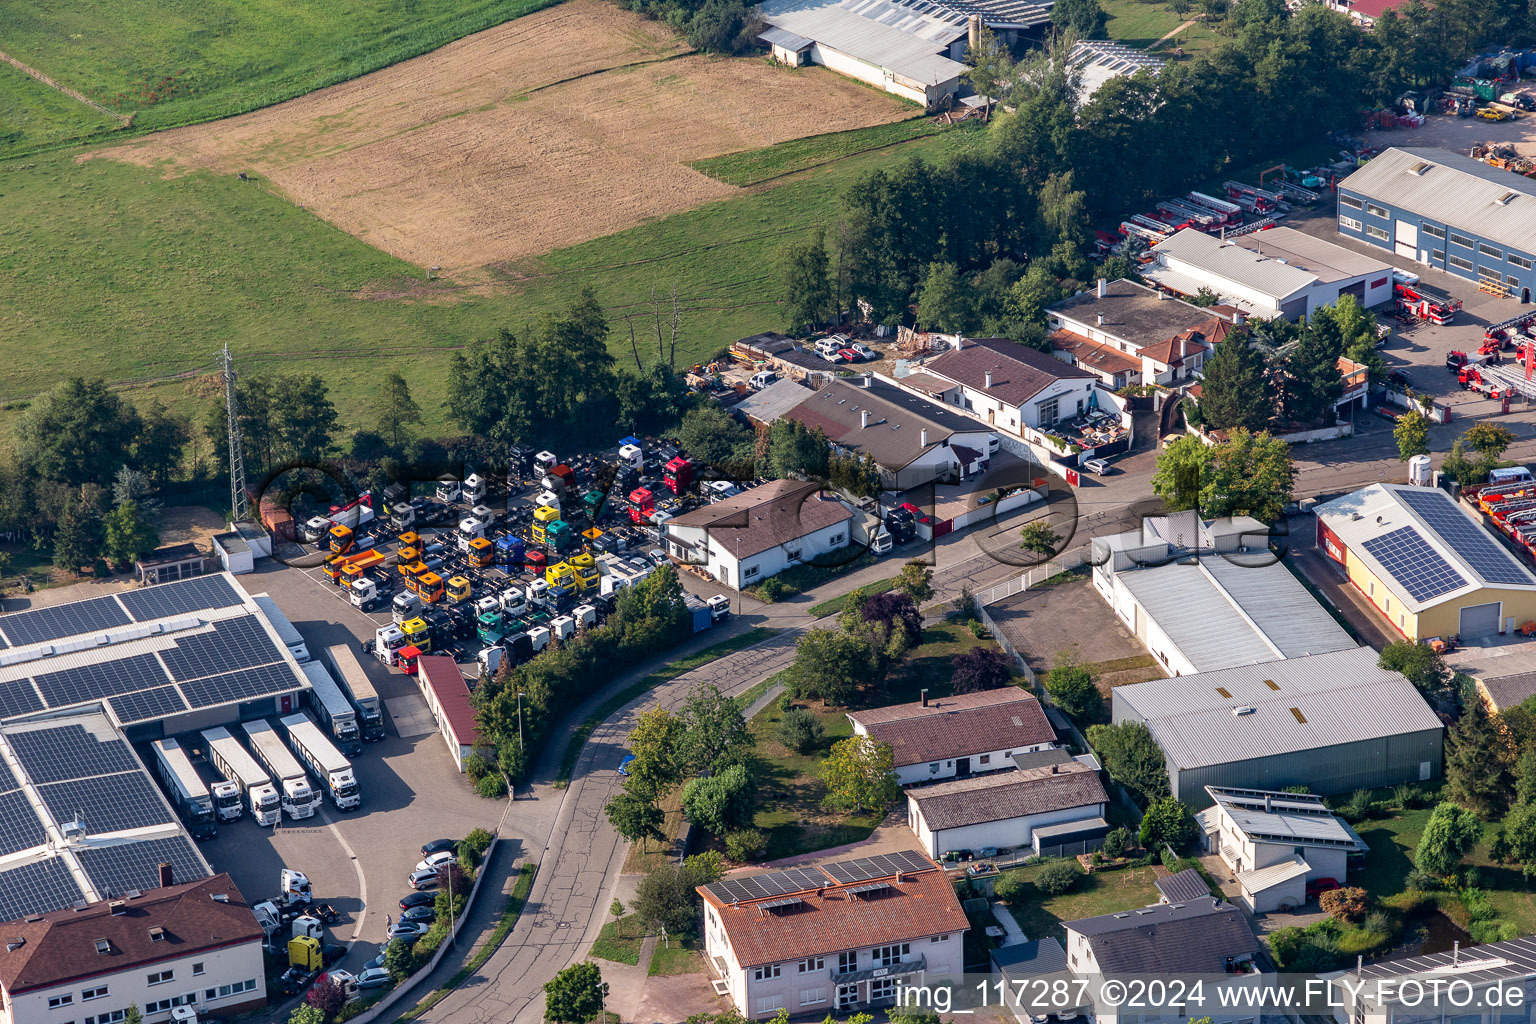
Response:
[1335,146,1536,303]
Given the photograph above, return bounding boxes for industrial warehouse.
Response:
[1315,483,1536,640]
[1335,146,1536,302]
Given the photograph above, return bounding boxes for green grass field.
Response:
[0,61,124,155]
[998,862,1164,942]
[690,117,959,186]
[0,123,985,439]
[1098,0,1221,52]
[0,0,560,160]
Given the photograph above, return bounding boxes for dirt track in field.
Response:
[92,0,914,273]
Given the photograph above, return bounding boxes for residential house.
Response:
[782,377,998,491]
[699,852,966,1019]
[663,479,853,590]
[912,337,1102,438]
[1198,786,1368,914]
[906,760,1107,858]
[0,873,266,1024]
[846,687,1057,786]
[1048,279,1233,387]
[1064,897,1264,1024]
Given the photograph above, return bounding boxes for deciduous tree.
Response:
[783,230,832,334]
[681,764,756,836]
[951,648,1013,693]
[375,372,423,450]
[1086,721,1169,804]
[1395,411,1430,462]
[626,707,685,795]
[679,683,753,775]
[1138,797,1195,850]
[1046,657,1100,719]
[17,377,143,487]
[102,500,159,566]
[606,791,666,852]
[1019,520,1062,560]
[820,736,901,812]
[894,561,935,603]
[915,262,974,334]
[544,961,606,1024]
[785,629,877,706]
[1414,802,1482,877]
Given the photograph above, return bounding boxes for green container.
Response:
[1475,80,1497,101]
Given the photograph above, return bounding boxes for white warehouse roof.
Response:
[1316,483,1536,613]
[760,0,967,86]
[1152,228,1318,302]
[1113,647,1443,770]
[1338,147,1536,258]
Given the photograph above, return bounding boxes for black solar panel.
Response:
[0,754,15,796]
[77,835,209,900]
[0,790,45,857]
[119,574,243,622]
[1362,526,1468,603]
[160,615,284,682]
[0,858,85,921]
[109,685,189,725]
[181,663,302,709]
[39,772,175,834]
[0,595,131,648]
[0,680,44,722]
[1399,487,1534,585]
[820,850,934,884]
[33,652,172,708]
[7,724,140,784]
[705,866,831,903]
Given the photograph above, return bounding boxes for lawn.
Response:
[997,862,1164,942]
[648,939,704,976]
[0,0,560,159]
[1098,0,1222,52]
[882,621,1007,702]
[591,914,646,966]
[0,61,124,156]
[0,123,985,439]
[806,577,897,620]
[690,117,963,186]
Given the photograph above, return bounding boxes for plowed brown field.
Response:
[94,0,913,273]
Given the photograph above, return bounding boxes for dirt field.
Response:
[1363,109,1536,159]
[94,0,915,273]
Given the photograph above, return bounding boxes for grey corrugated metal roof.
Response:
[759,25,814,49]
[735,378,813,425]
[1153,229,1316,301]
[1231,226,1391,284]
[1156,868,1210,904]
[1338,147,1536,257]
[759,0,966,86]
[1114,647,1443,769]
[1343,934,1536,989]
[1116,555,1354,672]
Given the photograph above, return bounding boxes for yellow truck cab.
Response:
[400,617,431,652]
[468,536,494,568]
[417,571,445,604]
[447,576,473,603]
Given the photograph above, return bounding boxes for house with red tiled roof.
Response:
[914,338,1101,437]
[0,873,266,1024]
[847,686,1058,786]
[698,853,965,1018]
[1047,278,1240,387]
[664,479,853,590]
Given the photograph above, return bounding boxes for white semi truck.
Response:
[241,719,320,821]
[281,713,361,811]
[201,727,281,825]
[150,738,219,841]
[322,643,385,742]
[299,661,361,752]
[252,593,310,664]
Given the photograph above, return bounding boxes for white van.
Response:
[750,370,778,390]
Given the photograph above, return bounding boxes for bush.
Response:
[1394,783,1420,809]
[461,827,494,864]
[476,773,508,799]
[1159,846,1181,871]
[968,620,987,639]
[1338,789,1374,822]
[757,578,790,602]
[776,693,793,712]
[1035,859,1082,895]
[993,874,1027,904]
[1362,911,1390,937]
[384,937,414,980]
[464,752,491,783]
[1403,868,1439,891]
[1141,797,1195,852]
[1470,920,1522,944]
[776,707,824,753]
[1101,827,1132,860]
[1319,886,1368,922]
[1463,887,1495,922]
[724,828,767,862]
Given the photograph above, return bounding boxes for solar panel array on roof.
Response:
[1361,527,1468,602]
[705,866,830,904]
[8,725,139,784]
[118,574,243,622]
[0,790,44,857]
[160,615,282,682]
[1398,487,1533,585]
[0,595,131,648]
[820,850,933,884]
[31,652,171,707]
[76,835,208,900]
[0,755,15,797]
[0,858,85,922]
[39,772,175,835]
[0,680,43,721]
[109,685,189,725]
[181,663,300,709]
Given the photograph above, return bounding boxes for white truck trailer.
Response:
[322,644,386,742]
[201,727,281,825]
[281,713,361,811]
[299,661,361,751]
[241,719,320,821]
[151,738,219,841]
[252,593,310,663]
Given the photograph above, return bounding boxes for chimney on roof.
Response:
[921,688,929,707]
[1264,794,1272,812]
[1097,278,1107,298]
[984,371,993,389]
[1453,941,1461,966]
[1233,310,1246,326]
[920,429,929,447]
[1050,763,1059,774]
[158,862,173,889]
[109,901,126,916]
[861,410,871,428]
[1096,314,1105,327]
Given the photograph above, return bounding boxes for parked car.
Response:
[838,347,864,363]
[415,850,455,874]
[388,920,431,941]
[898,502,933,526]
[408,866,441,890]
[363,950,388,973]
[1306,877,1341,899]
[357,967,393,990]
[400,891,437,912]
[850,343,878,360]
[1082,457,1113,475]
[401,905,436,924]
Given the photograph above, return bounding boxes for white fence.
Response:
[973,550,1089,608]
